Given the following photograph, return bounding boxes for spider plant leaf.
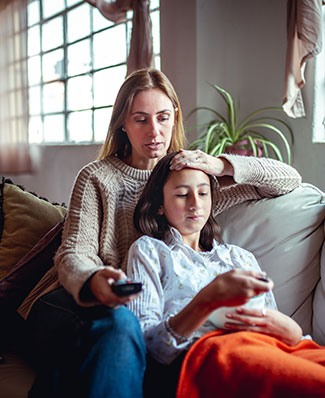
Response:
[243,116,294,143]
[239,106,285,128]
[244,123,292,164]
[187,106,227,124]
[246,136,259,157]
[210,83,237,135]
[254,138,285,163]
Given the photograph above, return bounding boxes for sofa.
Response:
[0,177,324,398]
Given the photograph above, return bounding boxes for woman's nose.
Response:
[148,119,159,137]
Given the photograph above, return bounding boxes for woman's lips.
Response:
[146,142,163,150]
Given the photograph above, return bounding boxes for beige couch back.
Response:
[216,183,325,345]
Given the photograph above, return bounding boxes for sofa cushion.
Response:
[216,183,325,342]
[0,177,66,279]
[313,238,325,344]
[0,353,35,398]
[0,220,64,312]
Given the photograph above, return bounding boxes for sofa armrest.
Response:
[216,183,325,343]
[313,233,325,344]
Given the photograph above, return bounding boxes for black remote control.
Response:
[112,279,143,297]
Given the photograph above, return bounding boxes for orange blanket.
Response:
[177,331,325,398]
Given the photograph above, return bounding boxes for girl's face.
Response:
[159,168,212,250]
[124,88,175,170]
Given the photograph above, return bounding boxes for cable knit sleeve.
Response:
[215,155,302,214]
[55,162,108,305]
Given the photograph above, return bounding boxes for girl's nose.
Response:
[189,195,199,211]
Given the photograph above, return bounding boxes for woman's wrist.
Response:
[217,156,234,176]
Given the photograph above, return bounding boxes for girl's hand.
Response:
[89,267,140,307]
[170,149,233,177]
[223,307,303,346]
[197,269,274,311]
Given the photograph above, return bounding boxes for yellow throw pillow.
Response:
[0,180,67,279]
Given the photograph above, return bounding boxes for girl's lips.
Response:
[187,215,203,221]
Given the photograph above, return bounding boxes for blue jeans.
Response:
[26,287,146,398]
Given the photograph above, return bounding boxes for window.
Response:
[27,0,160,144]
[312,5,325,143]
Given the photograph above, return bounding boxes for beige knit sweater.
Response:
[18,154,302,319]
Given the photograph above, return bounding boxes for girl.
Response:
[127,152,325,397]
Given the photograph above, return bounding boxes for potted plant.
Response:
[187,83,294,164]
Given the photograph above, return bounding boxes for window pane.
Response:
[27,0,40,26]
[151,10,160,54]
[29,86,41,114]
[8,62,24,90]
[67,75,93,110]
[67,39,91,76]
[43,114,65,142]
[68,110,93,142]
[155,55,161,70]
[93,25,127,69]
[94,107,111,142]
[42,49,64,82]
[67,3,91,43]
[42,17,64,52]
[66,0,81,7]
[151,0,160,9]
[43,82,65,113]
[29,115,43,143]
[28,55,41,85]
[42,0,65,19]
[126,20,132,52]
[28,25,40,56]
[93,65,127,107]
[93,7,114,31]
[312,7,325,143]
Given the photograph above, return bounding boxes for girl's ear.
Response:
[157,206,164,216]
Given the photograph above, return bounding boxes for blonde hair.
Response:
[97,68,186,160]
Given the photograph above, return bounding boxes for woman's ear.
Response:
[157,206,164,216]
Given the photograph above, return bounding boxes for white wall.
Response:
[6,0,325,202]
[7,145,100,204]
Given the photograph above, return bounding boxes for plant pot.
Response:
[225,139,263,157]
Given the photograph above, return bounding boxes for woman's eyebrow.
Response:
[130,109,172,116]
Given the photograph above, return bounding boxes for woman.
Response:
[127,152,325,397]
[18,68,302,398]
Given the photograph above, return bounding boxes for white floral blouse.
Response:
[127,228,277,365]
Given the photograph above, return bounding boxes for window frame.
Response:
[312,5,325,144]
[26,0,160,145]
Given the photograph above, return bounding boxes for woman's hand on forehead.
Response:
[170,149,232,177]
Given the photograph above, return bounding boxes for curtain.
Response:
[283,0,323,118]
[85,0,154,76]
[0,0,32,174]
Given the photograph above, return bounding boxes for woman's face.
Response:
[124,88,175,170]
[159,168,212,250]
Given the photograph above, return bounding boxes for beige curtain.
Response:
[0,0,32,174]
[283,0,323,118]
[85,0,154,75]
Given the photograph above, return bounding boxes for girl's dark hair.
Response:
[134,152,222,251]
